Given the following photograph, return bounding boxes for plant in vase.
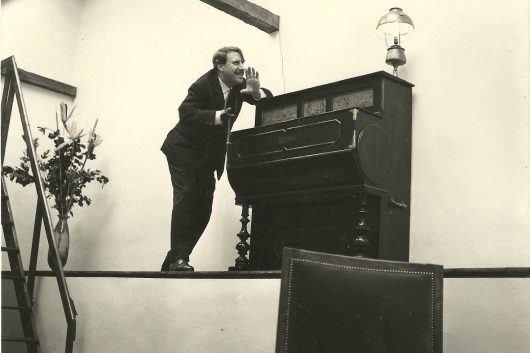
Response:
[2,102,109,269]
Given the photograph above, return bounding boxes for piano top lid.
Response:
[261,71,414,102]
[359,70,414,87]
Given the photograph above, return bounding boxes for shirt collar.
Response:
[218,77,231,95]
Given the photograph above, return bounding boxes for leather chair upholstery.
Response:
[276,248,443,353]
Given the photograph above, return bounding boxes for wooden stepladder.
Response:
[1,56,77,353]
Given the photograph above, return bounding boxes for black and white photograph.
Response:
[1,0,529,352]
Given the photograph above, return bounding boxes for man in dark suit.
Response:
[160,46,272,271]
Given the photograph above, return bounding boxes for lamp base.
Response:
[385,45,407,76]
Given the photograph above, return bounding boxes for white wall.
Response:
[5,277,530,353]
[1,0,80,271]
[1,0,83,82]
[30,277,281,353]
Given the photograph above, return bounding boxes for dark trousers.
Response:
[161,160,215,270]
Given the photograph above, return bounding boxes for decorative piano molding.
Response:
[352,193,371,256]
[199,0,280,33]
[233,204,251,270]
[1,66,77,98]
[236,118,342,160]
[356,124,393,186]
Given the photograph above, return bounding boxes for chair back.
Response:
[276,248,443,353]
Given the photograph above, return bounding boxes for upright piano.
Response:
[227,71,413,270]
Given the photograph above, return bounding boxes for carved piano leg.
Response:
[234,203,251,270]
[352,194,371,257]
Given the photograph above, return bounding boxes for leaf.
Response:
[2,166,14,174]
[6,113,110,216]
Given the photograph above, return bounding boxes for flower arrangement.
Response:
[3,102,109,216]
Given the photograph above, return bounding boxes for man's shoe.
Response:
[168,259,194,272]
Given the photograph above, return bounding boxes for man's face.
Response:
[218,51,245,87]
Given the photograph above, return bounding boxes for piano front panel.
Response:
[235,117,344,162]
[250,195,381,270]
[227,109,389,201]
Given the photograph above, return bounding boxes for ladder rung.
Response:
[1,336,39,343]
[1,273,24,280]
[1,246,19,252]
[2,305,33,311]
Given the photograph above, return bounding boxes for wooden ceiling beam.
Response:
[200,0,279,33]
[1,66,77,98]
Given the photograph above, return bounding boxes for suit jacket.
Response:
[161,68,272,179]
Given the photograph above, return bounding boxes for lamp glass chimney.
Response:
[376,8,414,46]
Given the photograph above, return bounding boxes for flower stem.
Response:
[58,145,64,215]
[64,139,92,214]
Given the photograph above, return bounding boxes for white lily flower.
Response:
[87,133,103,155]
[54,121,86,152]
[58,102,77,135]
[66,121,85,140]
[59,102,68,123]
[91,135,103,147]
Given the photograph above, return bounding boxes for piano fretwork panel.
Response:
[257,73,387,126]
[332,88,373,111]
[262,104,297,125]
[303,97,326,117]
[227,71,414,270]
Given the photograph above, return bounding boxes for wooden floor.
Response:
[18,267,530,279]
[32,270,283,279]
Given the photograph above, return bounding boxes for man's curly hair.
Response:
[212,46,245,70]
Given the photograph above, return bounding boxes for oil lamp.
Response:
[376,8,414,76]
